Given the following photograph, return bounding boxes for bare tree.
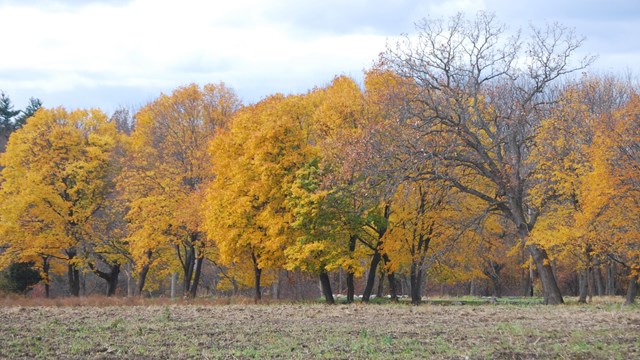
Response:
[381,12,594,304]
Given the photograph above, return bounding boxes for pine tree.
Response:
[0,92,20,136]
[15,97,42,128]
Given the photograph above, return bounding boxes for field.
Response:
[0,298,638,359]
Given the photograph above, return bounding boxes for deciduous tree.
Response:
[121,83,239,296]
[381,12,594,304]
[0,107,117,296]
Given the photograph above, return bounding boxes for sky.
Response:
[1,0,639,113]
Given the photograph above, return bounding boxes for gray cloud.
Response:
[482,0,640,74]
[265,0,427,36]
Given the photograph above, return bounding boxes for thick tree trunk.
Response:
[381,253,398,302]
[319,271,335,304]
[362,252,381,302]
[346,271,355,303]
[410,264,422,305]
[91,263,121,297]
[189,256,204,298]
[578,269,588,303]
[68,264,80,297]
[492,276,502,298]
[107,264,120,296]
[136,249,153,296]
[137,264,150,296]
[387,272,398,302]
[595,266,604,296]
[363,204,390,303]
[625,275,638,305]
[527,245,563,304]
[181,245,195,296]
[65,249,80,297]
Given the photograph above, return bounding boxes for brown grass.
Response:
[0,298,638,359]
[0,295,277,307]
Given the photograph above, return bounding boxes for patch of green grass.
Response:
[159,305,171,322]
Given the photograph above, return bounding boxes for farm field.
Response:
[0,299,638,359]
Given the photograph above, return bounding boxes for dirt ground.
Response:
[0,301,638,359]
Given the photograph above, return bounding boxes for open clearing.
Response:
[0,300,638,359]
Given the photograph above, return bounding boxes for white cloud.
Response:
[0,0,401,110]
[0,0,638,111]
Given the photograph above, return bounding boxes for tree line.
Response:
[0,13,638,304]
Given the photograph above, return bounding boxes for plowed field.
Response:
[0,301,638,359]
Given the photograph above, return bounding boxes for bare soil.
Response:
[0,301,638,359]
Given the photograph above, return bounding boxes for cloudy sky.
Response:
[1,0,639,113]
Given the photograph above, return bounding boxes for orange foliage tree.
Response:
[120,83,239,296]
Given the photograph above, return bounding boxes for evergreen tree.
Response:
[15,97,42,128]
[0,91,20,134]
[0,262,42,294]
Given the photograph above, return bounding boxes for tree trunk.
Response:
[625,275,638,305]
[346,271,355,303]
[363,204,390,303]
[410,264,422,305]
[387,272,398,302]
[67,264,80,297]
[587,266,595,303]
[319,271,334,304]
[126,264,134,297]
[528,245,563,304]
[521,250,533,296]
[137,264,150,296]
[65,249,80,297]
[170,272,177,299]
[136,250,153,296]
[362,252,381,302]
[492,276,502,298]
[578,269,588,303]
[181,245,195,296]
[381,253,398,302]
[106,264,120,296]
[595,265,604,296]
[91,263,121,297]
[484,261,504,298]
[346,235,357,303]
[376,272,384,298]
[189,256,204,298]
[41,256,50,298]
[606,261,616,296]
[252,252,262,302]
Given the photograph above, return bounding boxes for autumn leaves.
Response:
[0,13,638,305]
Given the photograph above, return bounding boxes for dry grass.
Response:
[0,295,273,308]
[0,299,638,359]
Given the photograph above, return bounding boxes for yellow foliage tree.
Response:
[120,83,239,296]
[531,76,636,302]
[0,107,116,297]
[204,94,312,302]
